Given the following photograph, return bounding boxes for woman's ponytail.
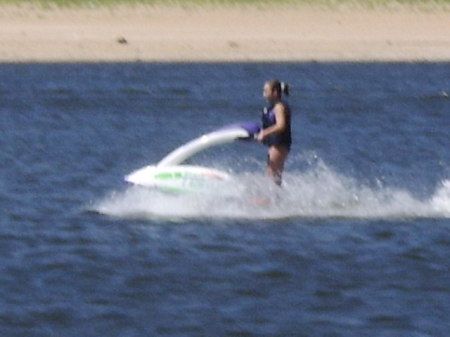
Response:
[267,79,290,98]
[280,81,289,97]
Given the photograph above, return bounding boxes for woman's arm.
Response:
[256,102,287,141]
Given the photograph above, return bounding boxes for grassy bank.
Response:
[1,0,449,8]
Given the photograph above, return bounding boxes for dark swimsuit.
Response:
[261,101,292,151]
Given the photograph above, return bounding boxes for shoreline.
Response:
[1,4,449,62]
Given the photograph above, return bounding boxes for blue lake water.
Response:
[0,62,449,336]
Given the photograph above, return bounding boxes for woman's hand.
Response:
[255,131,264,142]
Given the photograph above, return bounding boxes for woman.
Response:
[256,79,292,186]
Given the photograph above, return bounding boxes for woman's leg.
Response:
[266,145,289,186]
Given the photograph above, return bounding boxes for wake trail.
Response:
[91,159,450,221]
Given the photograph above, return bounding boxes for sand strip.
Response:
[1,4,449,62]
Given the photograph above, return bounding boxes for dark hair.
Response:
[267,79,289,97]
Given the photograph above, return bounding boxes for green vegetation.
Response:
[1,0,449,8]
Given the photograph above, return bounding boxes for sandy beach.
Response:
[1,3,449,62]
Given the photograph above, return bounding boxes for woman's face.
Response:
[263,83,276,101]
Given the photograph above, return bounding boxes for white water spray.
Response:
[93,159,449,221]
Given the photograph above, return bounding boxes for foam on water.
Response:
[93,159,450,221]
